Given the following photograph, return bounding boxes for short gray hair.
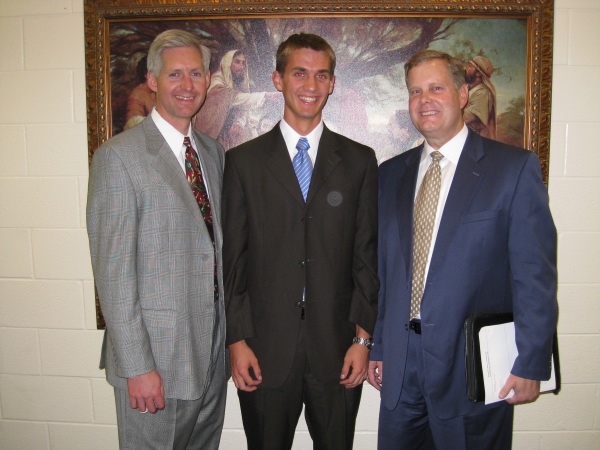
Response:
[147,29,211,77]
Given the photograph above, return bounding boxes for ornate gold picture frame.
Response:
[84,0,554,327]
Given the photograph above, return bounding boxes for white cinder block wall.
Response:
[0,0,598,448]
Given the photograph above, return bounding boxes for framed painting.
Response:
[84,0,554,327]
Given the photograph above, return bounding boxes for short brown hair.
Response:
[404,50,465,90]
[275,33,336,75]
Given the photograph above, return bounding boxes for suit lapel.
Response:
[264,126,306,206]
[397,147,422,282]
[143,118,204,225]
[262,125,342,206]
[306,126,341,205]
[428,131,485,279]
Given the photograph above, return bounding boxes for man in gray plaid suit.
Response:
[87,29,227,449]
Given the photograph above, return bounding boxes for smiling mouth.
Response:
[299,96,317,103]
[176,95,194,101]
[421,111,438,116]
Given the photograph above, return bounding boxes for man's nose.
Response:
[182,74,193,90]
[304,76,317,90]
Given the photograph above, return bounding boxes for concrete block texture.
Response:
[557,284,600,334]
[31,229,93,280]
[0,420,50,450]
[514,384,597,431]
[549,177,600,232]
[39,329,104,378]
[0,328,41,375]
[24,15,83,70]
[0,1,598,449]
[0,279,85,329]
[0,178,80,228]
[0,229,33,278]
[0,125,27,176]
[27,123,88,177]
[552,66,600,124]
[0,70,73,124]
[557,232,600,284]
[0,17,24,71]
[0,374,93,422]
[0,1,72,17]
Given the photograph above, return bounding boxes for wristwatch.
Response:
[352,337,374,350]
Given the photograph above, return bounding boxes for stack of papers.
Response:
[479,322,557,405]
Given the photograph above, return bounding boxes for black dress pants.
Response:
[238,323,362,450]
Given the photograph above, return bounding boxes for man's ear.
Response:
[147,72,158,93]
[459,83,469,109]
[272,70,283,92]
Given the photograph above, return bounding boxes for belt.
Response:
[409,319,421,334]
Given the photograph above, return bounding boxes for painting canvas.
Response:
[109,17,527,164]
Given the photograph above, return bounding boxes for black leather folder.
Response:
[464,311,561,403]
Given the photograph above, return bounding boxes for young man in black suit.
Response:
[223,33,379,450]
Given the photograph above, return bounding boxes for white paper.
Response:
[479,322,556,405]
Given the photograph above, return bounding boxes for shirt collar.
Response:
[151,108,194,151]
[279,118,324,154]
[422,124,468,165]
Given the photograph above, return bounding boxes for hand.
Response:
[127,369,165,414]
[499,374,540,404]
[229,340,263,392]
[339,344,369,388]
[367,360,383,391]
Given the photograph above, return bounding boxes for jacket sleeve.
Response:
[87,145,156,378]
[222,151,256,346]
[509,152,558,380]
[348,148,380,335]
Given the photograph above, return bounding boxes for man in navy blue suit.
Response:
[368,49,558,449]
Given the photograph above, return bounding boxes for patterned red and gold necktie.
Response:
[183,136,218,297]
[184,136,214,241]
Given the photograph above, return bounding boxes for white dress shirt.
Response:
[151,108,211,200]
[415,124,469,290]
[279,118,324,165]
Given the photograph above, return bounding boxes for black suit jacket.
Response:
[223,124,379,388]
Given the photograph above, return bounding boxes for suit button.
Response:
[295,301,302,308]
[301,217,305,223]
[298,261,305,267]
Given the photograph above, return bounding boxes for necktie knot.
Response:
[296,137,310,153]
[430,151,443,163]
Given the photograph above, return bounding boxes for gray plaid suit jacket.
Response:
[87,116,225,400]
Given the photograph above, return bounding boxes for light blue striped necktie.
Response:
[293,137,313,202]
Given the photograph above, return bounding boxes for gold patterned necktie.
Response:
[409,151,444,319]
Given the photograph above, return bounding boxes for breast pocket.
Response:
[462,210,500,224]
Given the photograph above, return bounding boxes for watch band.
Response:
[352,337,374,350]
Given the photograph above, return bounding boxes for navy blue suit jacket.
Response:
[371,130,557,419]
